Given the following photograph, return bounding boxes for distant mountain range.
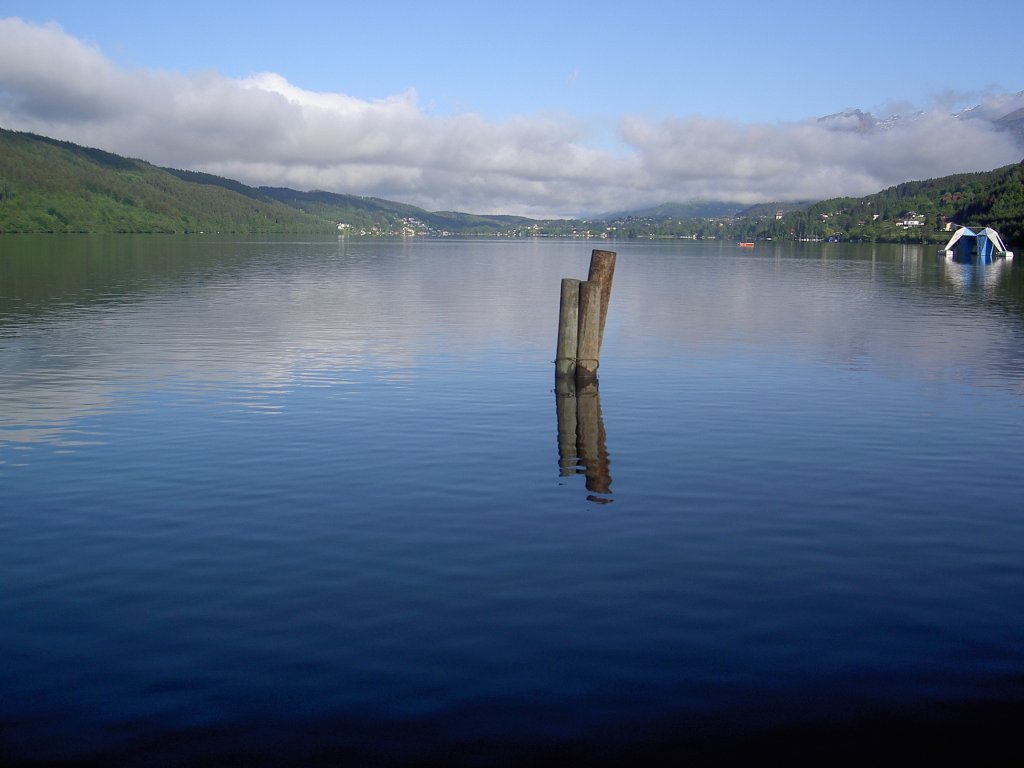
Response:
[993,106,1024,147]
[814,92,1024,149]
[597,200,814,222]
[2,124,1022,245]
[600,95,1024,225]
[596,200,746,220]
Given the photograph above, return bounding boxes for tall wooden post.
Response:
[576,280,602,382]
[554,250,615,382]
[587,249,616,355]
[555,278,580,378]
[553,249,616,501]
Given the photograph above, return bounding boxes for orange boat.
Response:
[738,242,754,248]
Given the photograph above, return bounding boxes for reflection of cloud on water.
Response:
[0,425,104,454]
[939,256,1011,294]
[606,244,1024,395]
[0,239,573,453]
[4,239,1024,456]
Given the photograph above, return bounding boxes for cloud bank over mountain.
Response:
[1,18,1021,217]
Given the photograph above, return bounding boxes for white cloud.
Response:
[620,107,1022,205]
[1,17,1021,217]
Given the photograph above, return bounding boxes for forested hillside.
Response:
[2,126,1023,244]
[759,162,1024,245]
[0,129,333,233]
[0,129,532,235]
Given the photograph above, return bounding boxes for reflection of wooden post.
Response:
[553,373,612,502]
[576,280,602,382]
[555,278,580,378]
[555,376,578,476]
[587,249,616,354]
[576,383,611,497]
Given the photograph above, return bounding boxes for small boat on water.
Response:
[940,226,1014,262]
[738,242,754,248]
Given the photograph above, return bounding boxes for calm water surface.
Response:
[2,236,1023,765]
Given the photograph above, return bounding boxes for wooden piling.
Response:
[554,250,615,382]
[576,280,602,382]
[555,278,581,378]
[587,249,616,355]
[552,249,615,501]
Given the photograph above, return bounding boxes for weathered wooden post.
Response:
[575,280,603,382]
[555,278,581,378]
[587,249,616,353]
[553,249,616,499]
[554,249,616,381]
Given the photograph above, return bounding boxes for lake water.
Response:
[2,236,1023,766]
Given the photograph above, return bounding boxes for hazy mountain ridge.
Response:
[596,201,748,220]
[815,93,1024,148]
[2,125,1023,244]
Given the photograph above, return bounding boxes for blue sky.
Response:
[2,1,1023,216]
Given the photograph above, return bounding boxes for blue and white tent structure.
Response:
[940,226,1014,262]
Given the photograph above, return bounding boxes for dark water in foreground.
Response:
[2,236,1023,766]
